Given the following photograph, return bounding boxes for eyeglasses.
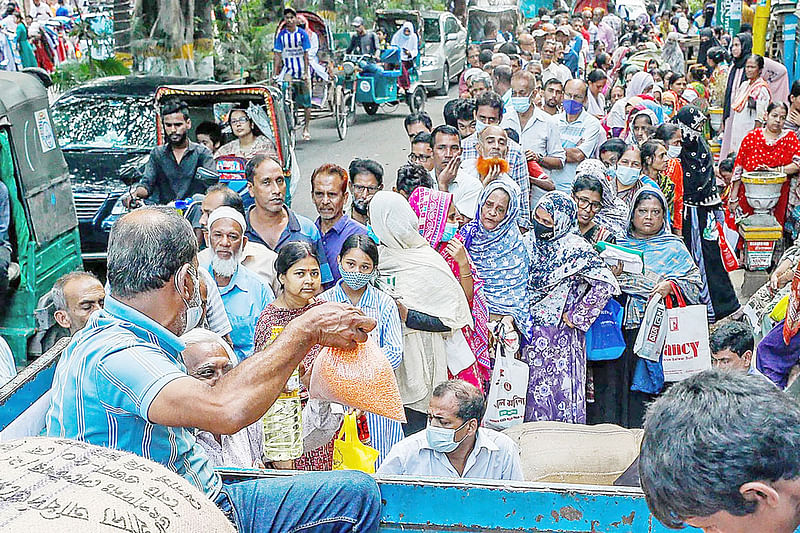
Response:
[408,153,432,163]
[574,196,603,212]
[353,184,380,194]
[230,117,250,125]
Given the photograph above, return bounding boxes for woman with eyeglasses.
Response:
[215,106,278,161]
[572,174,616,245]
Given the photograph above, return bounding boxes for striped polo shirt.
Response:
[274,27,310,80]
[45,296,222,498]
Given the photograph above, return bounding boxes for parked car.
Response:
[50,75,201,263]
[420,10,467,96]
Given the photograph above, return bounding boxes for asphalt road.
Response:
[289,85,454,220]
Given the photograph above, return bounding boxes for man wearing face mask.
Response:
[46,206,382,533]
[549,79,605,194]
[378,380,523,480]
[207,207,275,361]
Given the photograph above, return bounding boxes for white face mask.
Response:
[175,267,203,334]
[667,145,681,158]
[616,165,641,186]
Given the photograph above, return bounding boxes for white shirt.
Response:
[501,106,566,207]
[29,1,52,20]
[541,62,572,85]
[436,166,484,220]
[0,337,15,387]
[378,427,523,481]
[195,422,264,469]
[586,90,606,117]
[549,109,605,194]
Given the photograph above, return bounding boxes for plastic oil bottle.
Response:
[260,326,303,465]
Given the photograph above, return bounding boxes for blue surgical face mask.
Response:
[440,222,459,242]
[475,119,487,134]
[663,105,674,116]
[616,165,641,186]
[426,420,470,453]
[366,224,380,245]
[562,99,584,115]
[667,145,682,158]
[510,96,531,114]
[339,266,375,291]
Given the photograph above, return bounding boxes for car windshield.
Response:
[423,17,440,43]
[51,95,156,150]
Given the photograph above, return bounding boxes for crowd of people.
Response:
[1,0,82,72]
[19,0,800,531]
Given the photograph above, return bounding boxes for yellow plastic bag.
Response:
[770,294,791,322]
[332,413,380,473]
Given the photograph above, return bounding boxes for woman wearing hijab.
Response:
[661,90,678,119]
[459,178,530,345]
[391,21,419,93]
[408,187,491,391]
[624,107,659,146]
[368,191,472,434]
[625,71,655,100]
[696,27,718,67]
[721,32,753,157]
[661,32,686,75]
[523,192,619,424]
[675,105,741,322]
[606,187,703,427]
[576,158,629,237]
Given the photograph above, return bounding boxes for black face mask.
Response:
[533,218,554,241]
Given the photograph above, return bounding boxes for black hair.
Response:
[572,174,604,196]
[474,91,504,119]
[710,321,754,357]
[654,123,680,143]
[196,121,222,146]
[706,46,728,66]
[666,72,685,88]
[432,379,487,422]
[339,234,379,267]
[478,49,494,65]
[404,112,433,132]
[498,42,519,55]
[160,98,189,119]
[283,6,296,16]
[791,80,800,100]
[412,131,432,146]
[245,153,283,183]
[484,21,497,34]
[275,241,319,279]
[594,52,609,69]
[228,105,262,136]
[587,69,607,83]
[396,163,434,196]
[740,22,752,34]
[767,101,789,115]
[430,124,460,148]
[746,53,764,71]
[718,154,736,173]
[348,158,384,186]
[640,139,666,170]
[204,183,245,216]
[454,98,477,122]
[443,98,460,127]
[504,127,519,144]
[543,77,564,91]
[598,137,627,158]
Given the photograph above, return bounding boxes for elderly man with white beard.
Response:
[207,206,275,361]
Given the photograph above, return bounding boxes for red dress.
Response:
[253,302,333,471]
[734,128,800,226]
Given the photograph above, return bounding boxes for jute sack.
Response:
[503,422,642,485]
[0,437,235,532]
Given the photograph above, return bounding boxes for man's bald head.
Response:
[478,125,509,159]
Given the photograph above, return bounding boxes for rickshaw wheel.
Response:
[335,86,347,140]
[363,103,380,115]
[383,101,399,114]
[408,86,426,114]
[345,93,356,126]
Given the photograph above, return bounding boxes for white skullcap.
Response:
[207,206,246,234]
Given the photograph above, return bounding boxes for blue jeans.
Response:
[216,470,381,532]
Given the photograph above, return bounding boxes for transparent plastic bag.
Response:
[310,337,407,422]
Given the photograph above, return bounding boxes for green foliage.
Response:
[51,58,131,92]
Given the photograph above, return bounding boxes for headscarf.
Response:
[391,21,419,60]
[576,159,628,235]
[624,107,659,145]
[673,105,718,206]
[626,71,654,99]
[408,187,490,371]
[723,32,753,123]
[526,192,619,330]
[621,64,641,86]
[697,28,718,67]
[731,75,769,114]
[762,57,790,105]
[369,191,471,329]
[458,177,530,336]
[661,90,678,118]
[661,33,686,75]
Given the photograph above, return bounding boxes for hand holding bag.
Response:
[483,322,530,430]
[332,412,380,473]
[586,299,625,361]
[661,281,711,382]
[634,295,668,363]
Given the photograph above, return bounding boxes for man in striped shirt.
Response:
[46,206,381,532]
[274,7,313,141]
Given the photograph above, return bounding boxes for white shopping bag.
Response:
[633,295,667,362]
[483,323,530,430]
[662,282,711,382]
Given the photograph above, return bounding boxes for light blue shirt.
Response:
[549,109,604,195]
[378,427,524,481]
[45,296,222,498]
[320,281,403,465]
[211,263,275,361]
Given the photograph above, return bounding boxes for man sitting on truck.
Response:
[121,99,216,208]
[52,271,105,336]
[379,380,523,481]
